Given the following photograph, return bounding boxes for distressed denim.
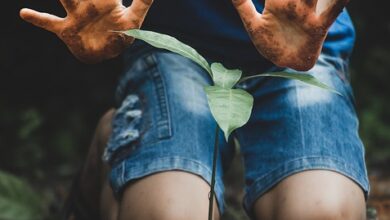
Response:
[103,43,369,217]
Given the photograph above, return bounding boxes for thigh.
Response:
[117,171,219,220]
[235,54,369,217]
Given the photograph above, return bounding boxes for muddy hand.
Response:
[20,0,153,63]
[232,0,349,71]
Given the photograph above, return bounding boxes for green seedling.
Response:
[122,29,341,220]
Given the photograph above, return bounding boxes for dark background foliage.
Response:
[0,0,389,218]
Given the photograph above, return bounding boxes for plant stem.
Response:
[208,125,220,220]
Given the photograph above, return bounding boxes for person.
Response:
[20,0,369,219]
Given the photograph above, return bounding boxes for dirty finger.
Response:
[319,0,349,27]
[231,0,260,26]
[126,0,154,23]
[20,8,63,33]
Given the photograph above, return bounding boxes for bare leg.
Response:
[116,171,219,220]
[73,109,119,220]
[253,170,366,220]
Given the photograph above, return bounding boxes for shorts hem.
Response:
[243,156,370,218]
[109,156,225,213]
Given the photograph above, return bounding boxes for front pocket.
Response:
[103,53,173,165]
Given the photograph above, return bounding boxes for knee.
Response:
[118,195,217,220]
[272,198,366,220]
[118,191,219,220]
[146,206,206,220]
[253,171,366,220]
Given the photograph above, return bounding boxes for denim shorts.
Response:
[103,43,369,216]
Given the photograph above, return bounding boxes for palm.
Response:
[232,0,348,71]
[20,0,153,63]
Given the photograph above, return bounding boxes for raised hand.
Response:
[232,0,349,71]
[20,0,153,63]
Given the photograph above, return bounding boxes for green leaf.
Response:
[240,72,342,95]
[122,29,212,76]
[211,63,242,89]
[0,170,44,220]
[204,86,254,141]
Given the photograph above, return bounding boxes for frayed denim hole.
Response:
[103,94,144,165]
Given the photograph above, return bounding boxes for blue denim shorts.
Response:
[103,43,369,216]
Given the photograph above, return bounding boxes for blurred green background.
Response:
[1,1,389,219]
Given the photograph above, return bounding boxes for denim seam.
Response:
[111,156,225,213]
[243,156,369,217]
[149,54,173,139]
